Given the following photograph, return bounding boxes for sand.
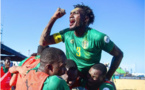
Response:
[114,79,145,90]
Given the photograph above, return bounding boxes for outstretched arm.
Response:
[9,66,30,86]
[9,74,18,86]
[39,8,66,46]
[9,66,21,74]
[106,45,123,80]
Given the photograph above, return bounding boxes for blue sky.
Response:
[1,0,144,73]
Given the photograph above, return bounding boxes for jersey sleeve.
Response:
[53,33,63,43]
[52,28,69,43]
[99,83,114,90]
[59,28,70,42]
[102,35,114,53]
[95,33,114,53]
[43,75,70,90]
[52,28,68,43]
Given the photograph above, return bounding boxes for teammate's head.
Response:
[87,63,107,87]
[4,57,11,68]
[37,45,49,55]
[61,59,78,86]
[31,45,49,56]
[39,47,66,76]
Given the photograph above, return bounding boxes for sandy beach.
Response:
[114,79,145,90]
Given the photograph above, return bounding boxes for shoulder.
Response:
[99,81,115,90]
[48,75,62,81]
[43,75,68,90]
[88,28,106,40]
[49,75,67,85]
[59,28,72,34]
[1,66,4,70]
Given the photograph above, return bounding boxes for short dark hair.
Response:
[74,4,95,25]
[4,57,11,62]
[37,45,49,55]
[66,59,77,70]
[40,47,66,65]
[92,63,107,76]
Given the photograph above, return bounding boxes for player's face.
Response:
[69,8,85,30]
[61,68,78,86]
[87,68,104,86]
[5,59,10,68]
[52,58,66,76]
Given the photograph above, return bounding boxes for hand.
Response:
[17,65,31,76]
[52,8,66,19]
[31,53,37,56]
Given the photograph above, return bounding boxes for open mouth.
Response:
[69,18,75,26]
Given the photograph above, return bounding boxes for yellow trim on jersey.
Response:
[53,33,62,43]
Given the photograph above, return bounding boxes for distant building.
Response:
[1,43,27,66]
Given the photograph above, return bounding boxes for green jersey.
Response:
[1,66,9,73]
[43,75,70,90]
[99,82,114,90]
[59,27,114,73]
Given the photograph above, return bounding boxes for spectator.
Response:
[1,57,11,74]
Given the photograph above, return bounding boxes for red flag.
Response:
[0,71,11,90]
[0,67,5,77]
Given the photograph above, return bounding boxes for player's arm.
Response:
[9,74,18,86]
[9,66,19,74]
[9,65,30,75]
[9,66,26,74]
[106,44,123,80]
[39,8,66,46]
[9,65,31,86]
[9,58,28,86]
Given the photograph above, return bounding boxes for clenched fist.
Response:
[52,8,66,19]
